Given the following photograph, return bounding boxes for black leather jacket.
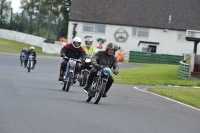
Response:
[91,51,119,71]
[26,50,37,59]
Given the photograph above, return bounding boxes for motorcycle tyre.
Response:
[94,81,106,104]
[66,72,72,92]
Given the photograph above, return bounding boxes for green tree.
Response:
[0,0,12,28]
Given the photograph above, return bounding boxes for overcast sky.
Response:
[10,0,21,13]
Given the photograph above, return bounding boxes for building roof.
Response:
[69,0,200,31]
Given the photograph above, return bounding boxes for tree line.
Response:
[0,0,70,39]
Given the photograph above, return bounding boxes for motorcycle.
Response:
[27,55,34,72]
[83,66,113,104]
[62,57,82,92]
[20,52,25,66]
[78,56,93,87]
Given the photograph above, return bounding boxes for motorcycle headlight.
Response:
[69,60,76,66]
[103,67,111,75]
[85,59,91,63]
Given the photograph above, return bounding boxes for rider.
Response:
[20,47,27,66]
[24,46,37,69]
[58,37,87,83]
[82,37,97,55]
[83,43,119,97]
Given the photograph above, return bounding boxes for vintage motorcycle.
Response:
[83,66,113,104]
[78,56,93,87]
[27,55,34,72]
[20,52,25,66]
[62,56,82,92]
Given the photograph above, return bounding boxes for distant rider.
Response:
[20,47,27,66]
[58,37,87,83]
[83,43,119,97]
[24,46,37,69]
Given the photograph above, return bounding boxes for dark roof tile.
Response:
[69,0,200,30]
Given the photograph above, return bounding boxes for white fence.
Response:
[0,29,64,54]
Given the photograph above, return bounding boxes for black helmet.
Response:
[105,43,117,52]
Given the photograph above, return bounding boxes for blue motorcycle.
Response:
[84,66,113,104]
[62,57,82,92]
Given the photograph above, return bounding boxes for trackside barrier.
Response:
[129,51,184,65]
[124,50,130,62]
[179,60,190,79]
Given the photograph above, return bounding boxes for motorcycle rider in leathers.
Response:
[83,43,119,97]
[58,37,86,83]
[24,46,37,69]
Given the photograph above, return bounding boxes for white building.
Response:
[67,0,200,56]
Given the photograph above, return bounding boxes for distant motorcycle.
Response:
[78,56,92,87]
[20,52,25,66]
[62,57,82,92]
[27,55,34,72]
[84,66,113,104]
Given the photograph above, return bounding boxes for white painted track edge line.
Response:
[133,87,200,112]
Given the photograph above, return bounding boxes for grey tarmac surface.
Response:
[0,53,200,133]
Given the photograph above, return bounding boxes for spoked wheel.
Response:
[65,72,72,92]
[94,81,106,104]
[28,61,31,72]
[82,71,88,87]
[79,73,83,86]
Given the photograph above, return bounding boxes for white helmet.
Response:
[30,46,35,50]
[72,37,81,48]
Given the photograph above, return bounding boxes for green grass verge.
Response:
[0,38,59,57]
[113,63,200,86]
[148,88,200,109]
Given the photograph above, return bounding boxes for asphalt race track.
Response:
[0,53,200,133]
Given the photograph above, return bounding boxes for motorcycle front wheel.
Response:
[28,61,31,72]
[94,81,106,104]
[66,72,72,92]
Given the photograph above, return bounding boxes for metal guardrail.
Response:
[179,60,190,79]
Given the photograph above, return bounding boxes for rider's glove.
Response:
[61,53,65,57]
[113,70,119,75]
[93,62,101,69]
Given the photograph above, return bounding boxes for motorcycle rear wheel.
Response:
[94,81,106,104]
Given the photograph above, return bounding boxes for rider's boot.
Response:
[102,78,114,98]
[83,84,90,92]
[58,70,64,81]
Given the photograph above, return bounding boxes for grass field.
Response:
[1,37,200,109]
[0,38,59,57]
[148,88,200,109]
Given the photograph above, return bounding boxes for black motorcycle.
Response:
[27,55,35,72]
[78,56,92,87]
[83,66,113,104]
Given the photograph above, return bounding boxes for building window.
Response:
[83,23,106,33]
[132,27,149,37]
[177,32,186,41]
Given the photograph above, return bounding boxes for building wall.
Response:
[68,21,200,56]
